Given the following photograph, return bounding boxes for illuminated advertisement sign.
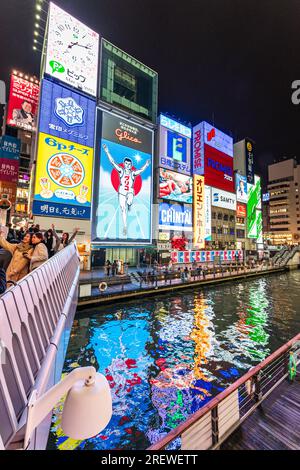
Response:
[204,144,234,192]
[205,185,212,241]
[235,173,248,203]
[39,79,96,147]
[192,122,204,175]
[237,203,247,218]
[171,250,243,263]
[211,187,236,211]
[0,135,20,184]
[247,176,262,238]
[159,121,191,175]
[93,110,153,244]
[160,114,191,138]
[32,133,93,219]
[45,2,99,97]
[263,192,270,202]
[159,203,192,231]
[100,39,158,123]
[159,168,193,203]
[6,74,39,131]
[256,210,263,243]
[193,175,205,249]
[245,138,254,184]
[203,121,233,157]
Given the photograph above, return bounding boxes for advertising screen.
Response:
[159,119,191,175]
[193,175,205,249]
[6,74,39,131]
[39,79,96,148]
[45,2,99,97]
[93,110,153,244]
[263,192,270,202]
[205,185,212,241]
[237,202,247,218]
[211,187,236,211]
[235,173,248,203]
[204,144,234,192]
[159,203,192,232]
[247,176,262,237]
[158,168,193,203]
[32,133,93,219]
[203,121,233,157]
[100,39,158,123]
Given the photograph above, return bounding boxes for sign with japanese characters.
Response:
[6,74,39,131]
[39,79,96,147]
[0,135,20,184]
[45,2,99,97]
[32,133,93,219]
[193,175,205,249]
[158,116,191,175]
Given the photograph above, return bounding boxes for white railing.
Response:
[0,243,80,450]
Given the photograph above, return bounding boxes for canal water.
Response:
[47,270,300,450]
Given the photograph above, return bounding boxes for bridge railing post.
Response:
[211,407,219,446]
[253,371,263,402]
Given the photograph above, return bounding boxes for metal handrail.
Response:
[148,332,300,450]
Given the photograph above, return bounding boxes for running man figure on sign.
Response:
[102,143,150,236]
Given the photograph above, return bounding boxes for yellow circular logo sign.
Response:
[247,142,252,152]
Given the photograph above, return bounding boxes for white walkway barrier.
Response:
[0,243,80,450]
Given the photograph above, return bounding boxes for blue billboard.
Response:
[92,110,153,244]
[0,135,21,160]
[159,202,192,232]
[39,79,96,148]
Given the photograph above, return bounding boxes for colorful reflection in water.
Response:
[47,271,300,450]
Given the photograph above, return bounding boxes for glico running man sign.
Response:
[92,110,153,244]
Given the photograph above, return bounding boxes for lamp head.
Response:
[61,372,112,440]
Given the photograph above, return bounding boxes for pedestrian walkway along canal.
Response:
[47,270,300,450]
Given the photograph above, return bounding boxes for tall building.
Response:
[267,158,300,245]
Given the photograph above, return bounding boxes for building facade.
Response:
[267,158,300,245]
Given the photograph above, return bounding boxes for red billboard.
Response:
[6,74,39,131]
[237,202,247,218]
[204,144,234,193]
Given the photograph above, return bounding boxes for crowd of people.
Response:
[0,223,79,292]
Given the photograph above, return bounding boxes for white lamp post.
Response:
[24,366,112,449]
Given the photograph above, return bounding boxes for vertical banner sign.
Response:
[93,110,153,244]
[245,138,254,184]
[192,122,204,175]
[6,74,39,131]
[247,176,261,238]
[205,185,212,241]
[193,175,205,248]
[0,136,20,206]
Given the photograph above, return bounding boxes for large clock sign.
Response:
[45,2,99,97]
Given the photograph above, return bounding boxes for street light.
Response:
[24,366,112,449]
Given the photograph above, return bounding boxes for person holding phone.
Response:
[0,228,33,282]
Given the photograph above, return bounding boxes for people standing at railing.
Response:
[0,229,33,282]
[23,232,48,272]
[44,227,57,258]
[105,260,111,277]
[51,226,79,253]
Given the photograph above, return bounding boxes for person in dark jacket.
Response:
[0,249,12,271]
[0,268,6,294]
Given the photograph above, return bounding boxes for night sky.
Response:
[1,0,300,188]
